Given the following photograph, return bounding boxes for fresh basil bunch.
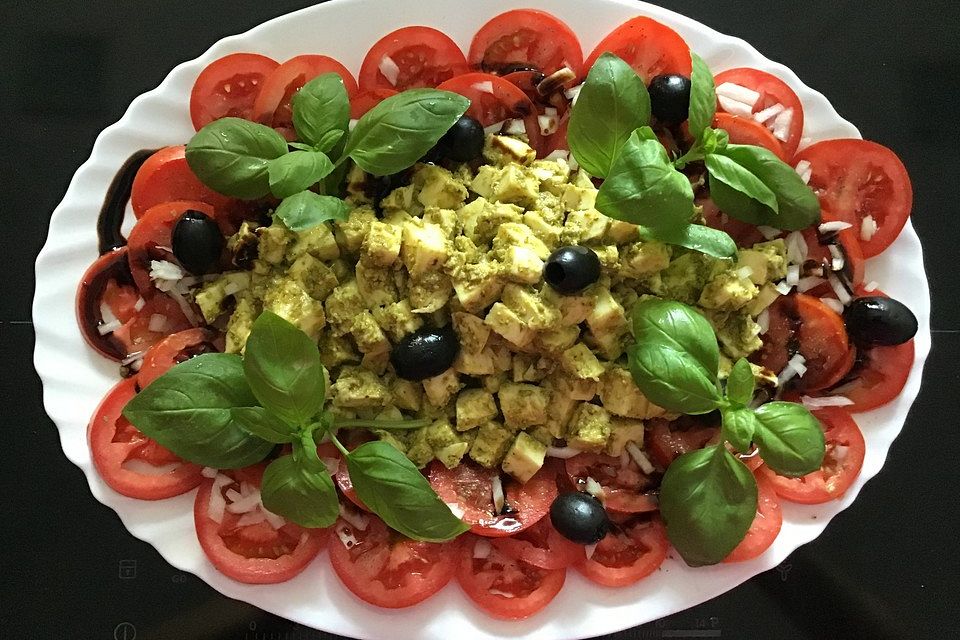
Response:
[123,311,467,542]
[627,299,825,566]
[184,73,469,232]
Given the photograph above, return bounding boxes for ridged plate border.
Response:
[33,0,931,637]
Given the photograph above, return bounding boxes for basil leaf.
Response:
[631,299,720,378]
[315,129,345,154]
[122,353,272,468]
[243,311,326,426]
[726,357,756,406]
[568,53,651,178]
[293,431,327,473]
[638,223,736,258]
[185,117,289,199]
[660,444,758,566]
[753,402,826,476]
[274,191,350,232]
[260,454,339,528]
[628,343,724,415]
[288,142,315,152]
[717,144,821,230]
[705,152,780,213]
[231,406,296,444]
[596,132,694,228]
[687,53,716,138]
[345,89,470,176]
[346,441,469,542]
[720,406,760,453]
[267,151,335,198]
[708,172,771,226]
[291,73,351,149]
[634,125,658,142]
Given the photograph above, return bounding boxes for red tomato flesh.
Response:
[714,68,805,160]
[130,146,235,219]
[360,26,468,92]
[349,87,398,120]
[713,112,787,161]
[190,53,279,130]
[584,16,691,82]
[575,517,669,587]
[490,514,585,570]
[137,328,217,389]
[565,452,658,513]
[724,472,782,562]
[469,9,583,77]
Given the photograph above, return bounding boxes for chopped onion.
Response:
[786,264,801,286]
[148,314,170,333]
[736,266,754,279]
[827,272,853,305]
[335,523,359,549]
[716,82,761,107]
[568,155,579,171]
[262,509,286,530]
[546,446,583,459]
[757,308,770,334]
[626,442,655,475]
[201,467,219,479]
[757,225,781,240]
[818,221,853,234]
[348,118,359,131]
[771,108,794,142]
[820,297,845,314]
[223,281,244,297]
[97,319,122,335]
[492,475,505,513]
[864,280,879,292]
[378,55,400,86]
[796,276,826,293]
[446,502,465,519]
[207,474,232,523]
[503,118,526,135]
[226,488,262,514]
[471,80,495,94]
[584,543,598,560]
[100,301,118,325]
[717,94,755,118]
[785,231,809,264]
[120,350,147,366]
[473,539,492,559]
[564,83,583,104]
[544,149,569,162]
[828,244,845,271]
[166,287,201,327]
[487,589,517,598]
[584,477,604,499]
[121,459,180,475]
[237,510,267,527]
[777,353,807,386]
[544,106,558,117]
[339,504,370,531]
[753,102,785,124]
[538,114,559,136]
[774,280,793,295]
[794,159,813,185]
[861,215,878,242]
[801,395,855,409]
[790,354,808,377]
[483,120,506,135]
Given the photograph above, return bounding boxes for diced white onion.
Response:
[777,353,807,386]
[801,395,854,409]
[339,504,370,531]
[207,474,232,524]
[568,155,579,171]
[546,446,583,459]
[544,106,558,116]
[564,83,583,104]
[223,282,243,297]
[774,280,793,295]
[503,118,527,135]
[378,55,400,87]
[321,457,339,476]
[864,281,880,293]
[120,350,147,366]
[832,444,850,464]
[149,260,185,283]
[626,442,656,475]
[716,82,761,107]
[348,118,359,131]
[226,488,262,514]
[790,354,808,377]
[827,272,853,305]
[786,264,801,286]
[736,266,754,279]
[828,244,845,271]
[473,539,492,559]
[148,314,170,333]
[757,308,770,334]
[492,475,505,513]
[753,102,785,124]
[488,589,518,599]
[771,108,794,142]
[538,114,559,136]
[335,523,359,549]
[166,287,201,327]
[794,159,813,184]
[717,94,755,118]
[121,459,180,475]
[201,467,219,479]
[483,120,506,135]
[472,81,495,94]
[100,301,118,324]
[820,297,845,314]
[97,319,122,335]
[544,149,569,162]
[796,276,825,293]
[584,543,598,560]
[584,477,604,499]
[861,215,878,242]
[237,510,267,527]
[757,225,781,240]
[446,502,465,519]
[785,231,809,264]
[262,509,286,530]
[819,220,853,234]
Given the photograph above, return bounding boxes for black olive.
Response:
[431,115,485,163]
[649,74,692,125]
[844,296,918,347]
[390,324,460,381]
[171,210,224,275]
[544,246,601,294]
[550,492,610,545]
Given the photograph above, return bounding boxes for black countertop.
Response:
[3,1,958,638]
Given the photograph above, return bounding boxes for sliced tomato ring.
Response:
[88,378,203,500]
[564,452,658,513]
[489,514,585,570]
[349,87,398,119]
[714,68,805,160]
[724,472,782,562]
[795,139,912,258]
[190,53,279,130]
[328,513,458,608]
[468,9,583,77]
[752,293,852,392]
[458,535,565,619]
[713,112,787,161]
[584,16,691,82]
[645,417,720,470]
[130,146,236,219]
[758,408,865,504]
[111,293,194,360]
[541,115,569,156]
[252,54,358,140]
[699,197,768,248]
[77,248,139,361]
[137,328,218,389]
[435,72,544,153]
[359,26,468,92]
[194,466,324,584]
[428,459,558,538]
[576,516,669,587]
[800,209,866,295]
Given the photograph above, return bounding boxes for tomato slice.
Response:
[88,378,203,500]
[541,115,569,155]
[584,16,691,82]
[713,112,787,161]
[359,26,468,92]
[576,517,669,587]
[349,87,398,119]
[194,466,324,584]
[77,248,139,361]
[723,472,782,562]
[137,328,218,389]
[458,535,565,619]
[190,53,279,130]
[130,146,235,219]
[111,294,193,358]
[752,293,852,392]
[825,340,914,413]
[328,513,458,608]
[645,417,720,470]
[758,408,865,504]
[428,460,558,538]
[714,68,804,160]
[565,453,658,513]
[794,139,912,258]
[468,9,583,77]
[436,72,543,153]
[801,210,866,295]
[490,515,585,570]
[252,55,358,140]
[700,197,768,248]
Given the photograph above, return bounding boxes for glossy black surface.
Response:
[390,324,460,381]
[4,1,959,638]
[545,246,602,294]
[550,492,611,545]
[649,74,692,125]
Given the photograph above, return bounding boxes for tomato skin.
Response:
[576,517,669,587]
[137,328,217,389]
[584,16,691,82]
[89,378,203,500]
[328,515,458,608]
[802,209,866,295]
[190,53,279,130]
[194,469,324,584]
[458,536,566,620]
[645,418,719,469]
[469,9,583,77]
[111,293,193,357]
[827,340,914,412]
[359,26,468,92]
[794,139,913,258]
[714,68,805,159]
[76,248,138,361]
[565,453,658,513]
[724,473,782,562]
[490,515,585,570]
[758,408,865,504]
[713,112,787,161]
[700,197,767,248]
[349,87,397,119]
[130,146,235,219]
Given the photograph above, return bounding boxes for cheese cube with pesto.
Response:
[498,382,549,429]
[502,432,547,483]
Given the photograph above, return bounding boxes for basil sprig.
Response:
[626,299,826,565]
[687,52,717,139]
[122,312,462,542]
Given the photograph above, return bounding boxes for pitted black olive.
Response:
[550,492,610,545]
[844,296,918,347]
[171,210,223,275]
[427,115,485,163]
[649,74,692,125]
[544,246,601,294]
[390,324,460,381]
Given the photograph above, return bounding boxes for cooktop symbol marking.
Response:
[114,622,137,640]
[118,559,137,580]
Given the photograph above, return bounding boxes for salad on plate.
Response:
[75,8,918,620]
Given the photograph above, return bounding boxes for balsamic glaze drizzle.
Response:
[96,149,156,255]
